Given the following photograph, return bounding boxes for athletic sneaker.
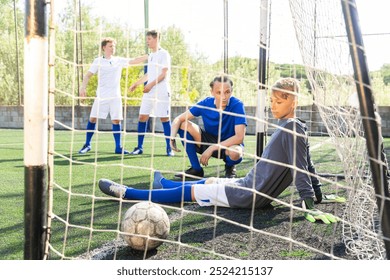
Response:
[98,179,127,198]
[130,147,143,155]
[174,167,204,179]
[225,165,237,178]
[78,144,91,154]
[152,170,164,189]
[115,147,130,155]
[166,148,175,157]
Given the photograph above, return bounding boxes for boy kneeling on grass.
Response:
[99,77,345,224]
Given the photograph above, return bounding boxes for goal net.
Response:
[289,0,389,259]
[40,0,389,260]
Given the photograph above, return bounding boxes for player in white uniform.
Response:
[78,38,147,155]
[129,30,174,156]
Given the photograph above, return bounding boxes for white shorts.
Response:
[90,96,123,120]
[139,92,170,117]
[193,178,239,207]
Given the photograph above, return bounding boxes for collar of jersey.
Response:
[213,96,231,108]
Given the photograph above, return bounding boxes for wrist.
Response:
[303,197,315,209]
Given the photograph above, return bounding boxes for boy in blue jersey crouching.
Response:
[170,75,247,179]
[99,78,345,223]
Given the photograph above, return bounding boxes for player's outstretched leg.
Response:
[99,178,193,203]
[153,170,207,189]
[99,179,127,198]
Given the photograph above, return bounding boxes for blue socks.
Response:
[178,128,202,170]
[123,185,193,203]
[162,121,171,150]
[160,178,206,189]
[85,121,96,146]
[112,123,121,150]
[153,171,206,189]
[137,121,147,149]
[85,121,123,150]
[225,155,242,167]
[137,120,171,151]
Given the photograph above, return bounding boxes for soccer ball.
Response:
[121,201,170,251]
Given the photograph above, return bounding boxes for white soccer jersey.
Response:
[146,48,171,94]
[88,56,129,98]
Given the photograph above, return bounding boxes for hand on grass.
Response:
[321,194,346,203]
[314,189,346,204]
[302,198,339,224]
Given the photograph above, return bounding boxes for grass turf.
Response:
[1,128,389,259]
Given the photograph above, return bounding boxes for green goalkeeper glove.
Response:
[321,194,346,203]
[302,198,339,224]
[314,190,346,204]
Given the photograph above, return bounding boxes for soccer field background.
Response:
[1,128,389,260]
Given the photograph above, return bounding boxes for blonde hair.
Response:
[271,78,300,99]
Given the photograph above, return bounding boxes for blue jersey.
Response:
[189,96,247,141]
[225,118,314,208]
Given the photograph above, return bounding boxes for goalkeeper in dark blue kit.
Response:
[99,78,345,223]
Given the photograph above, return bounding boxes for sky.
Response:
[55,0,390,71]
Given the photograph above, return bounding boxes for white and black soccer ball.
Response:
[121,201,170,251]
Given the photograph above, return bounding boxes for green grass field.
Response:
[1,128,389,260]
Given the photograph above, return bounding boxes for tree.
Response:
[55,1,145,105]
[0,0,23,105]
[380,64,390,86]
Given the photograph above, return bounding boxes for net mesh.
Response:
[289,0,387,259]
[44,0,388,260]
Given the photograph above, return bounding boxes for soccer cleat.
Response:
[152,170,164,189]
[225,165,237,178]
[115,147,130,155]
[174,167,204,180]
[130,147,143,155]
[98,179,127,198]
[78,144,91,154]
[166,148,175,157]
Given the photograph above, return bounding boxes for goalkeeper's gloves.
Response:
[321,194,346,203]
[314,191,346,204]
[302,198,339,224]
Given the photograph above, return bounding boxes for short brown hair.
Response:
[271,78,300,99]
[146,30,160,39]
[101,37,116,50]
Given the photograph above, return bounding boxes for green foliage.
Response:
[123,66,145,106]
[2,1,390,107]
[380,64,390,85]
[174,67,200,104]
[0,0,23,105]
[277,63,307,79]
